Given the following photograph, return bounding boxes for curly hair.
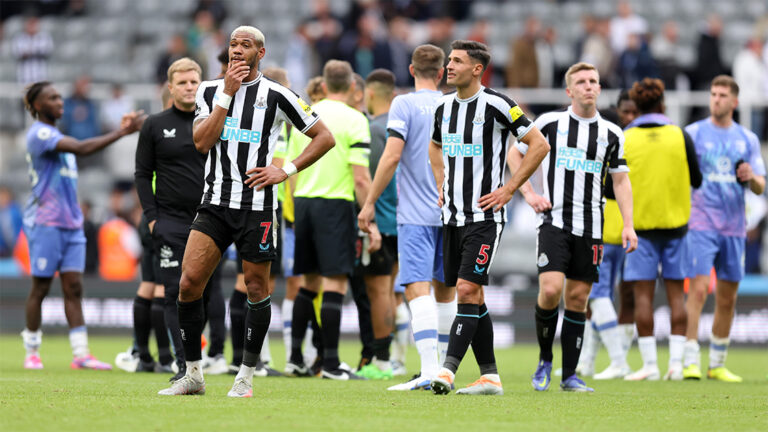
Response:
[629,78,665,114]
[23,81,51,119]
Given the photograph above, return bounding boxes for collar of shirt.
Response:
[567,105,599,123]
[627,113,672,129]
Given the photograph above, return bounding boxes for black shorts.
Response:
[294,197,356,276]
[190,205,277,264]
[152,216,191,288]
[356,234,398,276]
[536,223,602,283]
[443,221,503,287]
[236,205,283,275]
[138,215,159,283]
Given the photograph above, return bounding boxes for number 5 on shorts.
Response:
[477,244,490,265]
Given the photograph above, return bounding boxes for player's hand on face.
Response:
[223,60,250,96]
[524,192,552,213]
[736,162,753,183]
[478,185,514,213]
[367,224,382,253]
[357,203,375,233]
[244,164,287,190]
[622,227,638,253]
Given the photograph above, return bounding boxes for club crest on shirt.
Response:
[254,97,267,110]
[36,127,51,141]
[472,114,485,125]
[537,253,549,267]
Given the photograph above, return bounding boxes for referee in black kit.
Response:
[134,58,207,382]
[159,26,334,397]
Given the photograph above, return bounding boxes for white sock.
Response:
[303,325,317,366]
[436,299,456,367]
[373,358,390,371]
[578,320,598,368]
[261,333,272,364]
[69,326,89,358]
[235,364,255,382]
[709,333,730,369]
[668,334,685,369]
[591,298,626,366]
[187,360,204,381]
[637,336,657,369]
[21,328,42,356]
[618,324,635,356]
[281,299,294,363]
[409,295,439,379]
[391,302,410,364]
[683,339,700,367]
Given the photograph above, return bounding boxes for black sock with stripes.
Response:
[242,296,272,368]
[471,303,497,375]
[535,304,559,362]
[133,296,153,363]
[290,288,316,364]
[561,309,587,379]
[444,303,479,374]
[229,290,247,365]
[320,291,344,371]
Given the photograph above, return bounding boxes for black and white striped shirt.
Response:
[194,73,319,211]
[12,31,53,84]
[431,87,534,226]
[516,106,628,239]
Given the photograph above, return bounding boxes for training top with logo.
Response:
[431,87,534,226]
[516,106,628,240]
[194,73,318,211]
[23,121,82,229]
[685,118,766,237]
[135,105,204,224]
[386,89,443,226]
[288,98,370,201]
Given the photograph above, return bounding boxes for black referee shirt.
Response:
[135,105,205,225]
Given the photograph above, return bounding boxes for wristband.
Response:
[214,91,232,110]
[282,161,298,177]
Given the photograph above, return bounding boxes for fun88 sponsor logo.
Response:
[220,117,262,143]
[555,147,602,174]
[442,133,482,157]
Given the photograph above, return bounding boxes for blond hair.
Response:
[306,76,326,103]
[564,62,598,88]
[167,57,202,84]
[230,26,265,47]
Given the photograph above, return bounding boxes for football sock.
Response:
[668,334,685,369]
[638,336,658,369]
[709,334,730,368]
[561,309,586,379]
[290,288,316,364]
[535,304,559,362]
[133,296,153,363]
[391,301,410,364]
[229,290,247,365]
[372,336,392,362]
[205,285,226,358]
[281,298,294,362]
[444,303,479,374]
[242,296,272,368]
[471,303,497,375]
[164,286,184,365]
[21,328,42,356]
[151,297,172,364]
[683,339,700,367]
[436,299,456,367]
[177,298,205,362]
[578,320,598,368]
[409,295,439,378]
[320,291,344,371]
[618,323,635,356]
[591,297,626,366]
[69,325,89,358]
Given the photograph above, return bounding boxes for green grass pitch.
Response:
[0,334,766,431]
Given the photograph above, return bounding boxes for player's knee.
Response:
[63,281,83,299]
[178,272,204,299]
[245,279,269,300]
[540,284,561,303]
[456,282,479,302]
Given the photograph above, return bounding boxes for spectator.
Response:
[536,27,557,89]
[651,21,683,90]
[506,17,540,88]
[387,16,414,87]
[101,84,137,182]
[101,84,134,131]
[0,186,23,258]
[616,33,658,89]
[155,34,190,84]
[11,16,53,84]
[426,16,454,57]
[580,17,614,87]
[733,38,767,139]
[336,12,392,79]
[285,23,317,95]
[694,14,727,89]
[610,0,647,54]
[467,18,493,86]
[61,75,100,140]
[303,0,343,70]
[194,0,227,27]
